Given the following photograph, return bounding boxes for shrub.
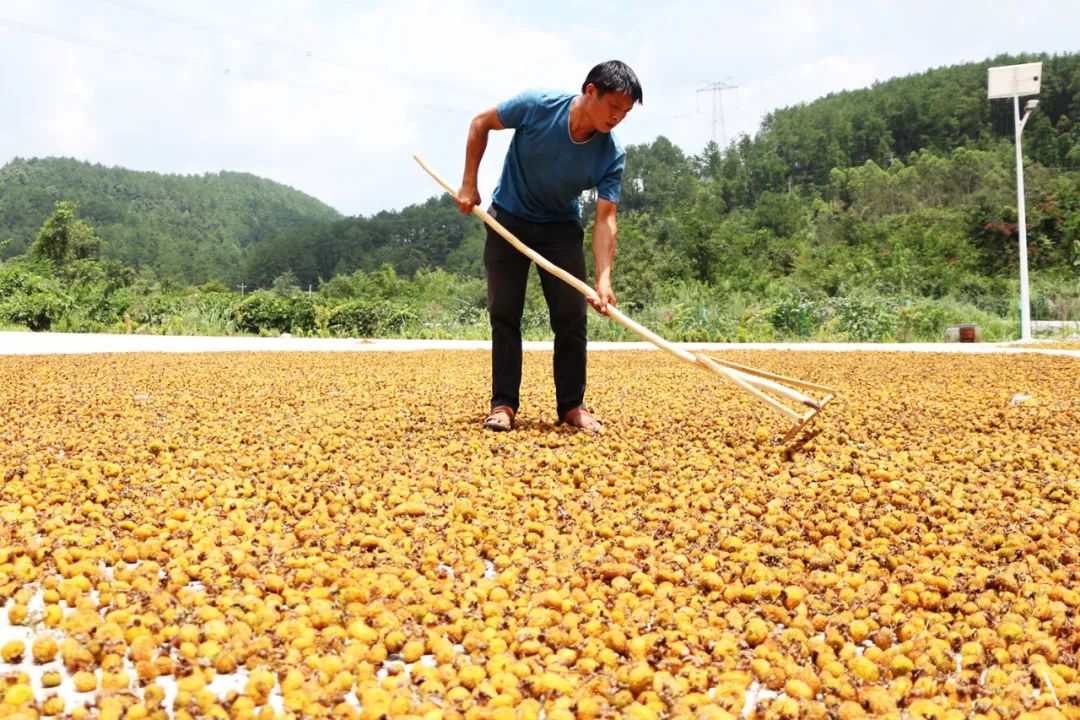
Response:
[828,295,899,342]
[0,262,68,331]
[1,287,67,331]
[321,300,418,337]
[895,299,950,341]
[768,291,823,338]
[233,291,314,334]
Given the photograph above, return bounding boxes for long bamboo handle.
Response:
[413,155,601,301]
[706,357,837,395]
[412,155,816,419]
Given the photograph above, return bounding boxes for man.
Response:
[455,60,642,433]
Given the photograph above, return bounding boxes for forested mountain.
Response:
[617,52,1079,216]
[676,52,1080,211]
[244,52,1080,296]
[0,157,341,284]
[2,52,1078,340]
[242,194,486,289]
[3,53,1076,291]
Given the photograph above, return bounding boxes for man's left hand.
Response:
[589,280,617,316]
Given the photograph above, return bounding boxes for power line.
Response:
[0,17,342,95]
[0,16,469,114]
[94,0,495,100]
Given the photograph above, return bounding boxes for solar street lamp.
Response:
[988,62,1042,341]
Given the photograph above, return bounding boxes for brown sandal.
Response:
[483,405,515,432]
[558,406,602,432]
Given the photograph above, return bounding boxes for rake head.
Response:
[780,392,834,443]
[694,354,836,444]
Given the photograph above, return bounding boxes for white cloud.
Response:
[770,0,827,37]
[41,104,101,161]
[793,55,880,100]
[2,0,1079,215]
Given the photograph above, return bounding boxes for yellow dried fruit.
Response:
[888,655,914,677]
[781,586,806,610]
[72,670,98,693]
[849,656,880,683]
[7,604,28,625]
[999,621,1024,643]
[848,619,870,644]
[628,662,655,696]
[42,694,66,716]
[101,669,131,690]
[1,349,1078,714]
[400,639,425,663]
[1,640,25,663]
[32,636,59,663]
[3,683,34,705]
[745,617,769,646]
[784,678,814,699]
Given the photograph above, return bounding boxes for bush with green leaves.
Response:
[232,291,314,334]
[1032,275,1080,321]
[124,290,237,335]
[768,291,823,339]
[126,293,186,330]
[29,200,104,266]
[894,299,951,341]
[0,260,69,331]
[828,295,899,342]
[320,300,418,337]
[45,258,138,332]
[0,281,68,331]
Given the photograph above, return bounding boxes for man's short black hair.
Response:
[582,60,643,105]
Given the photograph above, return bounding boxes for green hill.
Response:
[248,53,1080,298]
[241,193,486,289]
[624,52,1080,215]
[1,52,1078,340]
[0,157,342,285]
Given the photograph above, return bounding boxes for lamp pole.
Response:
[1013,96,1036,341]
[988,62,1042,341]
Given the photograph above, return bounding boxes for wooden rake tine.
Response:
[413,155,837,441]
[696,356,837,441]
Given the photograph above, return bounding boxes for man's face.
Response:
[585,85,635,133]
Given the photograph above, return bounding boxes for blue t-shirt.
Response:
[492,89,625,223]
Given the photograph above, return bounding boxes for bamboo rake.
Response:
[413,154,836,441]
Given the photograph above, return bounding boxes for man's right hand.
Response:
[455,184,481,215]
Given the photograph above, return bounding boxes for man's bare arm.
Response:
[456,107,505,214]
[591,198,618,315]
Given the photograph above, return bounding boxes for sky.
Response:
[1,0,1077,217]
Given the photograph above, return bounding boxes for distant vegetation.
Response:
[2,52,1078,341]
[0,158,340,284]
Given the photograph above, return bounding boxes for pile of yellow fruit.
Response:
[1,350,1078,719]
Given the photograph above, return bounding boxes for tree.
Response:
[29,201,103,265]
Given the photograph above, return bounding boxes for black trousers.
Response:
[483,205,588,420]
